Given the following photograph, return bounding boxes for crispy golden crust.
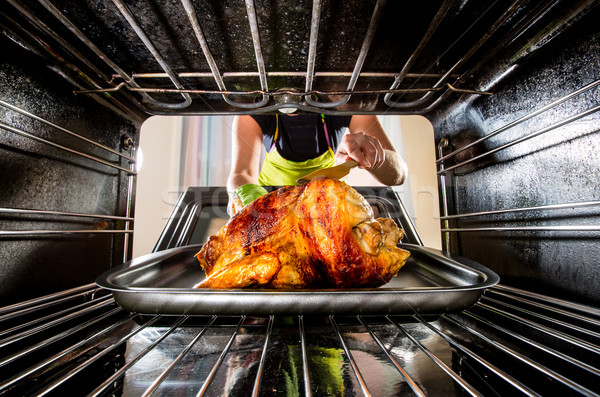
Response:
[195,178,410,289]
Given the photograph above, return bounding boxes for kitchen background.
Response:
[132,115,441,257]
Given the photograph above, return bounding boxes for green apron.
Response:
[258,149,335,186]
[258,114,336,186]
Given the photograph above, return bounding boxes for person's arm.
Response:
[336,115,407,186]
[228,115,264,191]
[227,116,267,214]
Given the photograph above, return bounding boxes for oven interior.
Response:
[1,0,599,395]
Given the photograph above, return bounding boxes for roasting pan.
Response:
[96,243,499,315]
[98,186,498,315]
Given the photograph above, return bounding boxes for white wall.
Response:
[132,116,183,257]
[398,116,441,249]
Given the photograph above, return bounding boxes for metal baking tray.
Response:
[96,243,499,315]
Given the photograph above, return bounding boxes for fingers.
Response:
[336,133,385,170]
[335,152,352,164]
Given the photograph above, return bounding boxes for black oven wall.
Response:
[429,5,600,306]
[0,31,141,305]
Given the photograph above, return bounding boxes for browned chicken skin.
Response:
[195,178,410,289]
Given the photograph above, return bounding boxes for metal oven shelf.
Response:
[1,284,599,396]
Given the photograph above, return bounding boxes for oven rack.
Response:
[0,101,135,175]
[1,284,599,396]
[7,0,586,114]
[436,77,600,236]
[436,78,600,171]
[0,100,135,254]
[437,79,600,176]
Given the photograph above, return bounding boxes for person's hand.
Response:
[335,132,385,170]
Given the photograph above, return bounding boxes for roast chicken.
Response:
[194,178,410,289]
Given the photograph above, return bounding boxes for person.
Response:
[227,114,407,214]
